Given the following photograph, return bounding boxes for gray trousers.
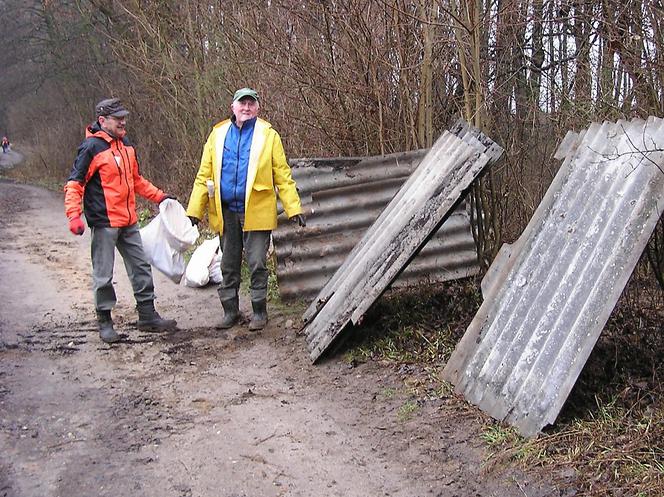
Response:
[218,207,271,302]
[91,224,155,311]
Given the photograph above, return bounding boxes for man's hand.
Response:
[68,216,85,236]
[160,194,177,204]
[290,214,306,227]
[188,216,200,226]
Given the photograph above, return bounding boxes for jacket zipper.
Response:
[116,141,131,221]
[234,126,242,210]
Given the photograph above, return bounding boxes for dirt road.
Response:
[0,180,565,497]
[0,150,23,170]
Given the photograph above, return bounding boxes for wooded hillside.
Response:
[0,0,662,280]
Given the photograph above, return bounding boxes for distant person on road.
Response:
[1,136,9,153]
[64,98,177,344]
[186,87,305,331]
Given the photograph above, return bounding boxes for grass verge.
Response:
[340,274,663,496]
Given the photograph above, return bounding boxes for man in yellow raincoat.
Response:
[186,88,305,330]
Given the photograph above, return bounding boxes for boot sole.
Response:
[137,321,177,333]
[248,320,267,331]
[137,326,175,333]
[217,319,239,330]
[217,313,240,329]
[100,334,121,343]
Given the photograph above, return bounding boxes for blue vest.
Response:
[220,117,256,212]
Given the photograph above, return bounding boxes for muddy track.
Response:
[0,180,569,497]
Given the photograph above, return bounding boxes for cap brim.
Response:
[109,110,130,117]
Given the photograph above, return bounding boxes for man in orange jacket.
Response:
[64,98,176,343]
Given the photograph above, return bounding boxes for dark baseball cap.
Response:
[95,98,130,118]
[232,88,259,102]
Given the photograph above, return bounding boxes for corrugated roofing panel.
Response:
[442,117,664,437]
[274,151,479,302]
[300,120,503,362]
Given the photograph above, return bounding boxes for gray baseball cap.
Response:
[95,98,130,118]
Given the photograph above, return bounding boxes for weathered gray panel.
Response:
[300,120,503,362]
[275,209,476,301]
[274,149,479,302]
[443,117,664,437]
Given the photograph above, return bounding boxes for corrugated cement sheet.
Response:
[273,150,480,302]
[301,120,504,362]
[442,117,664,437]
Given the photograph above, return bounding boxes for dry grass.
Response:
[343,278,481,365]
[344,268,663,496]
[483,394,663,496]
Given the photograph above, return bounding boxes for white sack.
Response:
[140,199,199,283]
[159,199,200,251]
[184,238,222,287]
[208,250,223,284]
[140,216,183,282]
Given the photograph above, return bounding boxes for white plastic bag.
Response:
[184,238,222,287]
[140,199,199,283]
[208,250,222,284]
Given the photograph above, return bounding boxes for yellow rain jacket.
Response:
[186,118,302,233]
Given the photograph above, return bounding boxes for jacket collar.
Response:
[86,121,117,143]
[230,115,257,131]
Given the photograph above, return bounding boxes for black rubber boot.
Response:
[248,300,268,331]
[136,301,177,332]
[219,296,240,329]
[97,310,120,343]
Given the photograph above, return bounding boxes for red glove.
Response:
[69,216,85,235]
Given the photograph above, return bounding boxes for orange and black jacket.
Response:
[64,122,165,228]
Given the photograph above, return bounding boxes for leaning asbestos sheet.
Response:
[273,152,481,302]
[303,120,504,363]
[443,117,664,438]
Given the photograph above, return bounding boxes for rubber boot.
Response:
[219,296,240,329]
[136,301,177,332]
[248,299,268,331]
[97,310,120,343]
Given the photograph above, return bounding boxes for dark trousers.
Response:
[218,207,271,302]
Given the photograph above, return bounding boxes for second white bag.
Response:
[140,199,199,283]
[184,238,221,287]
